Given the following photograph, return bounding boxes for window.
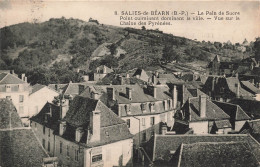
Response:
[19,95,24,103]
[92,154,102,163]
[142,118,146,126]
[75,149,79,161]
[141,103,146,111]
[48,141,50,151]
[42,139,45,148]
[126,119,130,128]
[60,142,63,154]
[150,117,155,126]
[43,126,45,134]
[67,145,70,156]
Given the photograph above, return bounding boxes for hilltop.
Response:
[0,17,255,84]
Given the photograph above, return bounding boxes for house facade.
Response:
[29,84,60,117]
[0,72,30,121]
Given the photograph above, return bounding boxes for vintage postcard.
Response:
[0,0,260,167]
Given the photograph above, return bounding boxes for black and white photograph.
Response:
[0,0,260,166]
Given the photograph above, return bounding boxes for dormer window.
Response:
[149,103,155,112]
[141,103,146,111]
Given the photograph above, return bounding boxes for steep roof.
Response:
[0,99,23,129]
[241,81,260,94]
[179,97,230,122]
[245,119,260,134]
[30,102,60,130]
[31,84,46,94]
[153,134,260,162]
[226,77,253,97]
[0,73,25,84]
[63,96,132,147]
[178,142,259,167]
[230,99,260,117]
[212,101,250,121]
[0,129,49,167]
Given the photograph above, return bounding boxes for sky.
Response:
[0,0,259,43]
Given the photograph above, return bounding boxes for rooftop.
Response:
[0,128,49,167]
[0,73,26,85]
[153,134,260,163]
[178,142,259,167]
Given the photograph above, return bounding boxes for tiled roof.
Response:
[63,96,132,147]
[153,134,260,162]
[179,97,230,122]
[0,129,49,167]
[246,119,260,134]
[230,99,260,117]
[226,77,253,97]
[241,81,260,94]
[178,142,259,167]
[30,102,60,130]
[0,99,23,129]
[0,73,25,84]
[214,120,232,129]
[31,84,45,94]
[212,101,250,121]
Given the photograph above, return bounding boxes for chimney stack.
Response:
[126,73,130,78]
[75,127,84,143]
[235,83,240,97]
[60,98,69,119]
[59,121,66,136]
[172,85,178,109]
[107,87,115,101]
[90,110,101,142]
[152,75,157,85]
[199,95,207,118]
[126,87,132,100]
[161,123,167,135]
[21,73,25,81]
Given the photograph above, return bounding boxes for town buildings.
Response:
[31,96,133,167]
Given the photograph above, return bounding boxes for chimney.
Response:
[91,110,101,142]
[211,77,215,92]
[11,70,14,74]
[59,121,66,136]
[172,85,177,109]
[235,83,240,97]
[107,87,115,101]
[60,98,69,119]
[126,87,132,100]
[24,77,27,83]
[152,75,157,85]
[75,127,84,143]
[199,95,207,118]
[103,66,107,74]
[120,76,124,85]
[155,71,159,77]
[161,123,167,135]
[21,73,25,81]
[182,84,186,105]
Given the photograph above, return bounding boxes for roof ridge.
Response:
[248,119,260,123]
[183,141,247,146]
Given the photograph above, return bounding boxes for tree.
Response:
[162,44,179,63]
[254,37,260,61]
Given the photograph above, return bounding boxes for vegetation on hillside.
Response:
[0,17,258,85]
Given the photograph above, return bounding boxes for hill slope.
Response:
[0,17,254,83]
